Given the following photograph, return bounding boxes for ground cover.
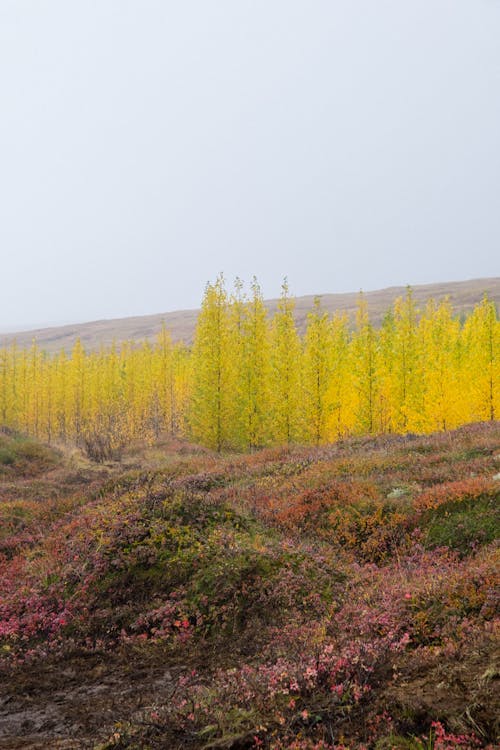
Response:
[0,423,498,749]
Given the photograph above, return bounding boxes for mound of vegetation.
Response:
[0,423,498,749]
[0,429,60,478]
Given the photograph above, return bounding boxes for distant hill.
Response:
[1,277,499,353]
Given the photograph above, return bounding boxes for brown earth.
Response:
[1,277,498,353]
[1,636,497,749]
[378,637,500,743]
[0,651,183,749]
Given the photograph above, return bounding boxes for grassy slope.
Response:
[0,424,499,749]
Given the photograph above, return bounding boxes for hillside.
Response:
[0,424,498,749]
[2,276,499,352]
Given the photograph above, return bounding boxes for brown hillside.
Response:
[1,277,499,352]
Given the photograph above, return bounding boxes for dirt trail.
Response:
[0,655,179,749]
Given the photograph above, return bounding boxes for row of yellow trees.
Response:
[0,277,498,455]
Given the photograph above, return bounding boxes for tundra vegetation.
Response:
[0,422,498,748]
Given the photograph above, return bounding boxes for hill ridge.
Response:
[2,276,499,352]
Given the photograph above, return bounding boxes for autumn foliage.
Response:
[0,422,498,748]
[0,280,498,455]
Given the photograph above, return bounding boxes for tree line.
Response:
[0,276,498,457]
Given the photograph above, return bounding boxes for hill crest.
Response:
[2,276,499,352]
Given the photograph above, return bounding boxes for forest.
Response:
[0,277,498,459]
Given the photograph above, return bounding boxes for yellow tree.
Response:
[326,313,356,439]
[419,298,461,431]
[67,339,86,442]
[190,275,236,451]
[238,277,271,449]
[155,324,176,437]
[54,349,69,441]
[38,353,54,442]
[81,343,129,461]
[171,342,192,439]
[377,308,398,433]
[269,279,303,445]
[352,296,379,434]
[391,289,422,431]
[302,297,333,445]
[228,278,249,449]
[0,344,17,428]
[462,296,499,422]
[123,341,149,440]
[28,341,43,438]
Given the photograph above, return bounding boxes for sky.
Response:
[0,1,499,331]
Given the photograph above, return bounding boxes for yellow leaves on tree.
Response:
[0,282,498,456]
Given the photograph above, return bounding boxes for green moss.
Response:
[422,494,500,553]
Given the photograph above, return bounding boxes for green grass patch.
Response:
[422,494,500,553]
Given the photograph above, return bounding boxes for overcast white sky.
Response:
[0,1,499,330]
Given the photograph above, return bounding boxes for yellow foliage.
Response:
[0,282,498,454]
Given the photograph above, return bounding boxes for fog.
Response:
[1,1,499,329]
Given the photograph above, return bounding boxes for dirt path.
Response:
[0,654,180,749]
